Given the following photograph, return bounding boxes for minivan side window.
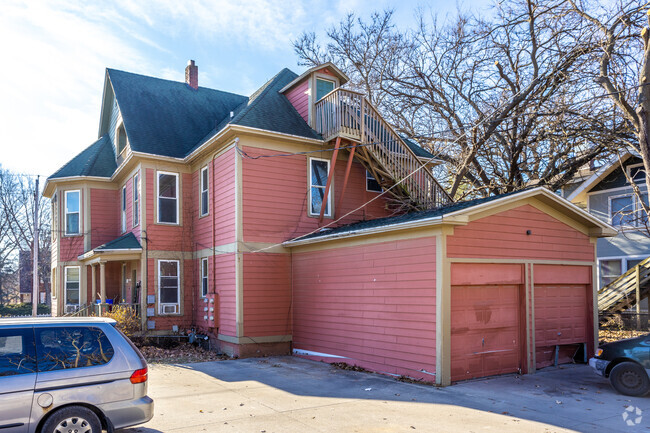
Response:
[35,327,115,371]
[0,328,37,376]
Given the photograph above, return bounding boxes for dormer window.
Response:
[315,78,335,102]
[117,123,127,154]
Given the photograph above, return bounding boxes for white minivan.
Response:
[0,317,153,433]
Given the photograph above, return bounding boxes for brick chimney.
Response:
[185,60,198,89]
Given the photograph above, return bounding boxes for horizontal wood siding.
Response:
[90,188,119,250]
[447,204,594,261]
[292,236,437,379]
[216,254,237,336]
[242,146,390,243]
[285,79,309,122]
[243,253,291,337]
[145,170,193,252]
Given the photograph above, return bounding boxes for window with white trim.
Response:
[158,260,180,314]
[64,190,80,235]
[117,123,127,154]
[157,172,179,224]
[133,173,140,227]
[609,193,648,227]
[200,166,209,217]
[201,258,208,298]
[366,170,382,192]
[121,186,127,233]
[309,158,331,217]
[64,266,80,310]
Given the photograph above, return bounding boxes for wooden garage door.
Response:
[451,284,521,382]
[534,283,588,368]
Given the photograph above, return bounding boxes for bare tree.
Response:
[568,0,650,217]
[0,169,51,305]
[294,2,635,199]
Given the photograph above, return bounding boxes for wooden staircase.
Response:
[598,256,650,325]
[314,88,452,210]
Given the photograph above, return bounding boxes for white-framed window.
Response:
[116,123,127,154]
[64,190,80,235]
[599,257,646,289]
[121,186,127,233]
[309,158,331,217]
[366,170,382,192]
[201,257,208,298]
[627,163,646,183]
[64,266,80,310]
[158,260,180,314]
[200,166,209,217]
[157,171,179,224]
[315,77,336,101]
[133,173,140,227]
[609,193,648,227]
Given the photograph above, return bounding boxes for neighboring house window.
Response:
[316,78,335,101]
[309,158,331,217]
[64,266,80,311]
[64,190,80,235]
[200,166,209,217]
[627,163,645,182]
[366,170,382,192]
[133,173,140,227]
[609,193,648,227]
[157,172,179,224]
[600,259,622,288]
[117,123,127,154]
[121,186,127,233]
[201,258,208,298]
[159,260,180,314]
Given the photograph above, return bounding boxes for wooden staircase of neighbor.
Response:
[314,88,453,215]
[598,256,650,326]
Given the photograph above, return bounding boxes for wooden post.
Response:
[636,266,642,330]
[100,262,106,316]
[91,264,96,303]
[335,143,356,219]
[319,137,341,224]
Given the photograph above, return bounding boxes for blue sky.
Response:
[0,0,491,178]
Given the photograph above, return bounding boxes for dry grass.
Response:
[599,329,648,344]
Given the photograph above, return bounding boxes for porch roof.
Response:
[78,232,142,262]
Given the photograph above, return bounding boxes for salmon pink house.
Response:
[44,60,615,385]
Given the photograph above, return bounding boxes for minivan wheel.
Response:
[41,405,102,433]
[610,362,650,396]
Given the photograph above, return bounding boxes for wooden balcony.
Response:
[314,88,452,210]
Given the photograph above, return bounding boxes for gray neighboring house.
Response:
[566,153,649,310]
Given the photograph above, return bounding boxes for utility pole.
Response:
[32,176,39,317]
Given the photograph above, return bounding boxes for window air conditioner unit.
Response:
[161,304,178,314]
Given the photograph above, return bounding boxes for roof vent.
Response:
[185,60,198,90]
[230,111,234,119]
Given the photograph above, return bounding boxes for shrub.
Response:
[0,303,50,317]
[104,305,141,337]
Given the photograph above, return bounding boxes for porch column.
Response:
[91,264,96,303]
[100,262,106,304]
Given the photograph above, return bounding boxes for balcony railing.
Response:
[314,88,452,210]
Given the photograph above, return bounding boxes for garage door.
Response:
[535,283,588,368]
[451,284,522,381]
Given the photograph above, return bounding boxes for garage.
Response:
[286,188,614,386]
[534,265,592,368]
[450,263,525,382]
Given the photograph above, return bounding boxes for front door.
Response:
[0,327,37,433]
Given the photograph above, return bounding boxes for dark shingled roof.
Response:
[229,68,321,140]
[95,232,141,251]
[108,69,248,158]
[402,137,435,159]
[291,189,527,242]
[48,135,117,180]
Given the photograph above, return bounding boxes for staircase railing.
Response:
[314,88,452,210]
[598,256,650,323]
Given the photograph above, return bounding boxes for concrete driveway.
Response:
[120,357,650,433]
